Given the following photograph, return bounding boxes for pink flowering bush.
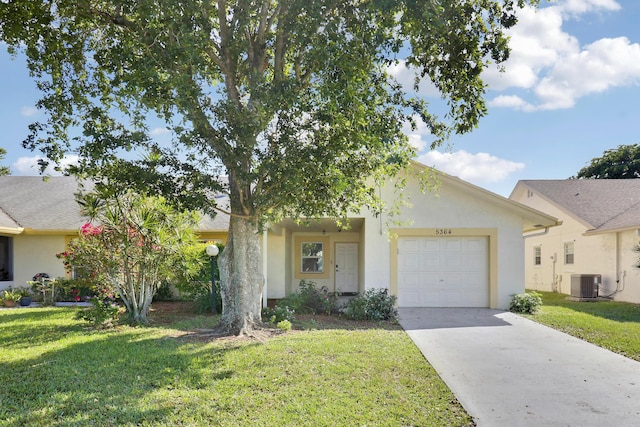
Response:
[58,191,204,325]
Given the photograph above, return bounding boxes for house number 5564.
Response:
[435,229,452,235]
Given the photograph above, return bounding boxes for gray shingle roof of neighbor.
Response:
[0,176,229,232]
[0,206,21,230]
[0,176,89,231]
[518,179,640,232]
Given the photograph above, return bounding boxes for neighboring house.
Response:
[0,176,227,291]
[1,163,557,309]
[510,179,640,303]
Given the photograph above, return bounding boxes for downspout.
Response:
[599,231,624,298]
[551,253,558,293]
[262,228,268,308]
[379,185,383,235]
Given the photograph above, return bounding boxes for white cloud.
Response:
[416,150,525,184]
[20,106,38,117]
[486,0,640,111]
[534,37,640,110]
[387,60,440,98]
[12,155,79,176]
[402,115,432,151]
[560,0,620,14]
[150,127,170,136]
[488,95,535,112]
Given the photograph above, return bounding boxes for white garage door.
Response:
[397,236,489,307]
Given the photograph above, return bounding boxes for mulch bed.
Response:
[147,301,401,342]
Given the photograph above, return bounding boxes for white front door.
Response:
[335,243,358,294]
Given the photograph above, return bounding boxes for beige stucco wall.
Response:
[367,171,526,309]
[512,186,640,304]
[266,169,539,309]
[618,231,640,303]
[1,234,68,291]
[265,229,288,299]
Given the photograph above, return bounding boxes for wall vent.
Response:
[570,274,600,299]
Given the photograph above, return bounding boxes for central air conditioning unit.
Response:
[570,274,600,299]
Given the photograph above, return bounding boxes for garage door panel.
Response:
[462,272,485,287]
[420,272,440,286]
[467,255,485,270]
[443,253,462,269]
[466,238,486,251]
[420,254,441,271]
[442,272,462,286]
[400,253,420,271]
[421,238,440,252]
[443,239,462,252]
[401,238,421,252]
[397,236,489,308]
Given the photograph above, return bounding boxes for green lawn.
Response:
[0,306,472,427]
[524,291,640,362]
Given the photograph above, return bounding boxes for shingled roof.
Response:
[0,176,88,231]
[0,176,229,233]
[514,179,640,234]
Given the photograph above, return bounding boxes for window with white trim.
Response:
[564,242,574,265]
[0,236,12,281]
[534,246,541,266]
[301,242,324,273]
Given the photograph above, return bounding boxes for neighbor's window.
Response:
[301,242,324,273]
[0,236,12,281]
[564,242,574,265]
[534,246,542,266]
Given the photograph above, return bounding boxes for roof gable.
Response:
[409,162,559,232]
[512,179,640,233]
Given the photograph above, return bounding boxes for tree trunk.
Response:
[218,215,264,335]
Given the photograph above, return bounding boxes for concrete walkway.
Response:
[399,308,640,427]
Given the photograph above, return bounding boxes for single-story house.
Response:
[1,162,557,309]
[510,179,640,303]
[0,176,227,290]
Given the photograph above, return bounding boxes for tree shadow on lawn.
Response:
[541,292,640,323]
[0,327,255,426]
[0,307,87,349]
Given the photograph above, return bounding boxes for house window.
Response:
[564,242,574,265]
[534,246,541,266]
[0,236,13,281]
[294,236,330,280]
[301,242,324,273]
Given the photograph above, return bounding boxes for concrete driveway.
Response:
[399,308,640,427]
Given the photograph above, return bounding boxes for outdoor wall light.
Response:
[206,244,220,314]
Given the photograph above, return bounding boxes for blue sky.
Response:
[1,0,639,197]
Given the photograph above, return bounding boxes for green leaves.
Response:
[2,0,538,221]
[576,144,640,179]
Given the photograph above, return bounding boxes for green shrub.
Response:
[276,319,292,331]
[279,280,339,315]
[343,288,398,321]
[153,281,175,302]
[76,296,121,328]
[342,294,368,320]
[509,291,543,314]
[262,304,295,324]
[187,281,222,314]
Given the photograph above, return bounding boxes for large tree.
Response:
[576,144,640,179]
[0,0,536,334]
[0,148,9,175]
